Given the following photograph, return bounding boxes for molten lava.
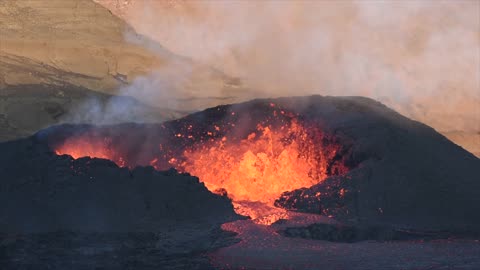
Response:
[177,120,341,204]
[53,104,348,223]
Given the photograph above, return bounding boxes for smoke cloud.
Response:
[96,0,479,133]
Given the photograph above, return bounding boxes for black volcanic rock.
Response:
[0,133,241,268]
[0,137,239,233]
[280,223,476,243]
[268,96,480,232]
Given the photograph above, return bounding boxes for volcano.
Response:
[1,95,480,269]
[8,95,477,231]
[48,98,350,220]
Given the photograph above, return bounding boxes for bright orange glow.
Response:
[53,114,347,224]
[174,120,340,204]
[55,137,127,167]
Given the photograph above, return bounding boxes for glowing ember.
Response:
[53,105,348,224]
[55,137,127,167]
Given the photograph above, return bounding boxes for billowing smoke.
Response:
[96,0,479,133]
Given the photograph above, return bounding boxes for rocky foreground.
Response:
[0,135,241,269]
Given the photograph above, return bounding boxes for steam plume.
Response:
[97,0,480,133]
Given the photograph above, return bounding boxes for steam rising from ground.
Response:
[96,0,479,133]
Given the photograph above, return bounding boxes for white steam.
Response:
[97,0,479,132]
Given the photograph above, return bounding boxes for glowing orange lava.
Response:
[174,120,336,204]
[55,137,127,167]
[53,114,347,224]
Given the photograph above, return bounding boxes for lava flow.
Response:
[53,103,349,223]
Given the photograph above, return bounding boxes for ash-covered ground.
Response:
[1,96,479,269]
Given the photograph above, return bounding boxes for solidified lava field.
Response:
[1,96,480,269]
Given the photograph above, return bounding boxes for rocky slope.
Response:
[0,84,186,142]
[0,0,160,91]
[443,131,480,158]
[0,0,240,96]
[0,0,252,142]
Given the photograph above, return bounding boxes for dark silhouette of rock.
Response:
[0,137,240,233]
[268,96,480,232]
